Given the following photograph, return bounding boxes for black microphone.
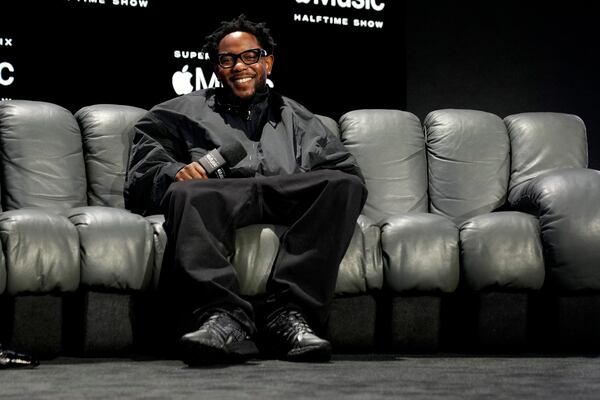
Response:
[197,141,247,179]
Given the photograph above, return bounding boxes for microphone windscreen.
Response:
[219,141,247,167]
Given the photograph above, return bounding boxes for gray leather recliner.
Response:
[1,99,599,356]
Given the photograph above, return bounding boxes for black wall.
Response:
[1,0,401,121]
[405,2,599,168]
[2,1,599,168]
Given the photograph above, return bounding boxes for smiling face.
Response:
[216,31,273,102]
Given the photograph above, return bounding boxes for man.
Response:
[125,14,367,365]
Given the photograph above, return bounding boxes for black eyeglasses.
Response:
[217,48,268,69]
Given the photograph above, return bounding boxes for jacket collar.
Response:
[212,87,282,128]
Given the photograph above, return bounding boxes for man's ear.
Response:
[266,55,274,76]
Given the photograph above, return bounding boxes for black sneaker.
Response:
[0,347,39,369]
[265,309,332,362]
[179,312,258,366]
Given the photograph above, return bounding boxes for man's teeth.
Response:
[235,77,252,83]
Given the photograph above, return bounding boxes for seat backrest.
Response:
[0,100,87,210]
[339,109,428,223]
[75,104,147,208]
[424,109,509,224]
[505,112,588,197]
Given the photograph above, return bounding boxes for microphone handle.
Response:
[198,149,227,175]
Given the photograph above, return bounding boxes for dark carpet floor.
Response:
[1,354,600,399]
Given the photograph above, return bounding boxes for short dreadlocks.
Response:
[203,14,277,62]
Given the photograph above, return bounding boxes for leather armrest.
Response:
[143,215,280,295]
[508,167,600,290]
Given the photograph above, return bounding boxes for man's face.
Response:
[216,31,273,101]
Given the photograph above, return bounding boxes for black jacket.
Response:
[124,88,364,215]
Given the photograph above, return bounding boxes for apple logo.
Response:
[172,65,194,95]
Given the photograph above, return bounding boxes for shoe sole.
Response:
[285,342,332,362]
[180,339,259,366]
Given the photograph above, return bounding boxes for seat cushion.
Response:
[381,213,459,293]
[0,208,80,295]
[459,211,544,290]
[145,215,375,296]
[68,206,154,290]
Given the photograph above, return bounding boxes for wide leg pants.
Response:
[159,169,367,334]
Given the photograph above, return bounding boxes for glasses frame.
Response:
[217,48,268,69]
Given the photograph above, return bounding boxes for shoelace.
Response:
[201,313,247,342]
[267,310,314,343]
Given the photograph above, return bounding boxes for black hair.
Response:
[203,14,276,61]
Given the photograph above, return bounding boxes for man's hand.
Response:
[175,162,208,181]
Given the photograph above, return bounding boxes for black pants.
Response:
[159,169,367,335]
